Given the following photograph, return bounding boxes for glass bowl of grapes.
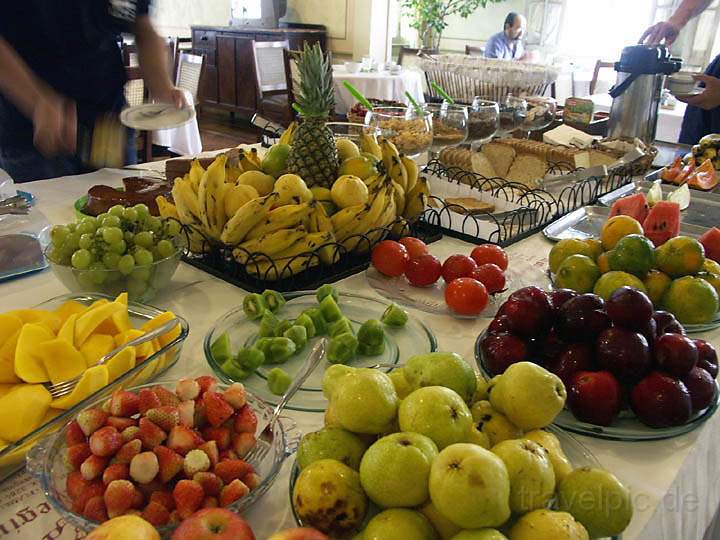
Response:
[45,203,184,302]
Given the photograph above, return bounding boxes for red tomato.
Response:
[372,240,409,277]
[471,263,506,294]
[470,244,509,270]
[399,237,430,260]
[445,277,489,316]
[405,254,442,287]
[441,254,477,284]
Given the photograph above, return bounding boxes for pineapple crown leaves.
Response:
[295,42,335,119]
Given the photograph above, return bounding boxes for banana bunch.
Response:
[359,131,382,160]
[279,121,297,145]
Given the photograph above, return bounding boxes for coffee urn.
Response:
[608,45,682,143]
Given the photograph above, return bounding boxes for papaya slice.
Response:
[50,365,109,410]
[38,339,87,384]
[687,159,719,190]
[0,384,51,442]
[14,324,54,383]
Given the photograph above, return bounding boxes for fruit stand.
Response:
[1,155,720,540]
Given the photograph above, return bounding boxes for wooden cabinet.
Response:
[191,25,327,118]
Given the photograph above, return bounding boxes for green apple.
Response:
[557,467,633,538]
[389,367,413,399]
[470,401,522,447]
[491,439,555,513]
[363,509,437,540]
[297,426,370,471]
[399,386,472,449]
[404,352,477,402]
[429,443,510,529]
[360,432,438,507]
[420,501,461,540]
[292,458,368,535]
[489,362,566,430]
[523,430,572,484]
[509,509,589,540]
[450,530,508,540]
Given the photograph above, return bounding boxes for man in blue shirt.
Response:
[484,12,526,60]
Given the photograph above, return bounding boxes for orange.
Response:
[655,236,705,277]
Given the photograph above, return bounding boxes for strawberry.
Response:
[131,487,145,509]
[167,425,204,456]
[199,440,219,467]
[149,490,175,511]
[71,480,104,513]
[130,451,159,484]
[193,471,223,497]
[223,383,247,409]
[175,378,200,401]
[219,479,249,507]
[138,418,167,449]
[196,375,218,396]
[232,432,256,458]
[109,390,139,417]
[102,463,129,485]
[80,454,108,481]
[154,446,184,484]
[113,439,142,465]
[152,386,181,407]
[202,427,231,451]
[204,392,234,427]
[242,472,261,490]
[233,405,258,434]
[66,443,92,470]
[136,479,164,499]
[202,496,219,509]
[214,459,252,484]
[219,449,238,461]
[178,400,195,428]
[146,406,180,432]
[138,388,162,414]
[101,398,111,413]
[142,501,170,527]
[82,495,108,522]
[77,408,109,437]
[194,402,208,429]
[173,479,204,520]
[66,420,86,447]
[104,479,135,518]
[183,449,211,477]
[121,426,140,442]
[168,510,180,525]
[67,470,89,501]
[89,426,123,457]
[125,509,143,517]
[105,416,137,432]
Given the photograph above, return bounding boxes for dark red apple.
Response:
[497,286,553,337]
[487,315,512,335]
[606,286,654,331]
[639,318,658,349]
[557,294,610,341]
[537,329,567,365]
[652,310,686,336]
[548,288,578,314]
[480,333,528,375]
[681,366,718,412]
[171,508,255,540]
[596,327,651,382]
[567,370,623,426]
[694,339,719,378]
[631,372,692,428]
[655,333,698,377]
[549,343,595,386]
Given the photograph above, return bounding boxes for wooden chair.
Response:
[465,45,484,56]
[175,52,205,106]
[397,46,439,68]
[124,67,152,163]
[252,40,292,126]
[589,60,615,95]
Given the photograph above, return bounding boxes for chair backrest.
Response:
[590,60,615,95]
[124,66,146,107]
[465,45,484,56]
[121,43,139,67]
[175,52,205,104]
[283,49,301,113]
[252,40,290,95]
[397,46,439,68]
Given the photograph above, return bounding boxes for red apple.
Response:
[695,339,719,378]
[548,288,578,315]
[487,315,512,335]
[567,371,623,426]
[268,528,329,540]
[549,343,595,386]
[596,327,651,382]
[557,294,610,342]
[631,372,692,428]
[655,333,698,377]
[480,333,528,375]
[682,366,718,412]
[652,310,685,336]
[537,329,567,366]
[605,286,654,331]
[497,286,553,337]
[171,508,255,540]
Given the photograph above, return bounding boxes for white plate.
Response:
[120,104,195,131]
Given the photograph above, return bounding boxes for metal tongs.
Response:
[0,195,30,216]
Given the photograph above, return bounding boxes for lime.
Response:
[608,234,655,277]
[655,236,705,277]
[601,215,644,250]
[593,271,647,301]
[698,272,720,297]
[643,270,672,306]
[555,254,601,294]
[663,276,719,324]
[549,239,594,274]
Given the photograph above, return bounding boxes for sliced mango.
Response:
[0,330,20,384]
[141,311,181,348]
[7,309,61,333]
[42,408,64,423]
[106,347,136,382]
[80,334,115,367]
[14,324,54,383]
[0,384,52,442]
[89,299,110,309]
[74,302,123,346]
[0,384,17,399]
[54,300,88,323]
[115,329,154,359]
[38,339,87,384]
[114,292,129,306]
[58,313,78,345]
[50,365,109,410]
[111,309,132,334]
[0,314,23,345]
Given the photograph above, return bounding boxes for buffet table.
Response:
[2,165,720,539]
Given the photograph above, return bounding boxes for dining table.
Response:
[1,149,720,539]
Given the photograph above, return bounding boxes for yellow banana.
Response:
[273,231,334,260]
[391,180,406,218]
[400,154,419,193]
[245,203,314,240]
[380,137,401,175]
[234,228,308,263]
[364,185,397,251]
[387,154,408,191]
[172,178,203,228]
[244,255,318,281]
[279,122,297,145]
[360,131,382,160]
[189,159,205,193]
[156,196,179,220]
[198,154,227,239]
[159,194,209,253]
[226,165,243,184]
[392,218,411,237]
[403,175,430,221]
[221,192,280,245]
[364,173,384,190]
[246,148,263,169]
[331,203,366,232]
[339,183,391,249]
[308,202,334,234]
[239,150,261,172]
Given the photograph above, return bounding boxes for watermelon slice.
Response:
[699,227,720,263]
[609,193,649,224]
[643,201,681,247]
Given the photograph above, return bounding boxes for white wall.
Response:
[151,0,231,37]
[438,0,525,52]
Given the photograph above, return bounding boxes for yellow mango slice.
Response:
[38,339,87,384]
[0,384,52,442]
[115,329,154,358]
[74,302,123,346]
[0,314,23,345]
[80,334,115,367]
[54,300,87,323]
[42,408,63,423]
[89,299,110,309]
[115,292,128,306]
[141,311,181,348]
[0,330,20,384]
[0,384,17,399]
[50,365,109,410]
[106,347,136,382]
[111,309,132,334]
[14,324,54,383]
[7,309,61,333]
[58,313,78,345]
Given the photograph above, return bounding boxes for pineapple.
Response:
[286,43,339,188]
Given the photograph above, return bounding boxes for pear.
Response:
[297,426,369,471]
[331,175,369,209]
[389,367,413,399]
[420,501,461,540]
[260,143,291,178]
[224,184,259,218]
[322,364,354,397]
[509,509,588,540]
[236,170,275,196]
[489,362,566,430]
[472,373,490,403]
[339,155,377,180]
[465,426,490,449]
[363,509,437,540]
[399,386,472,449]
[491,439,555,513]
[404,352,477,402]
[336,138,361,161]
[471,401,523,447]
[450,530,508,540]
[523,429,573,483]
[274,173,313,206]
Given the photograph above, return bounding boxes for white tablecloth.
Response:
[2,161,720,539]
[332,65,426,116]
[587,93,687,144]
[151,89,203,156]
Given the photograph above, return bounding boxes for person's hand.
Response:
[32,92,77,156]
[678,74,720,110]
[639,21,681,46]
[153,86,190,109]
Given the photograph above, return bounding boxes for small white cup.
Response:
[344,61,361,74]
